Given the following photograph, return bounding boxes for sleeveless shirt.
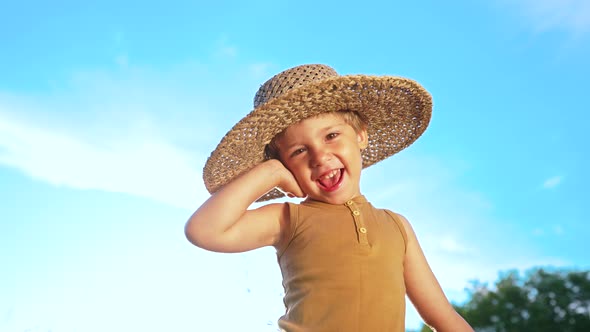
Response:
[275,195,408,332]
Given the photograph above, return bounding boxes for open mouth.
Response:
[316,168,344,192]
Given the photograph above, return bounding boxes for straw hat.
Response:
[203,64,432,201]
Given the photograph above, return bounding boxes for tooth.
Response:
[319,170,339,180]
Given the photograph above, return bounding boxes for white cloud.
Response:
[218,45,238,58]
[0,111,206,209]
[438,236,471,254]
[213,35,238,58]
[553,224,564,234]
[115,53,129,67]
[0,62,262,210]
[0,57,278,209]
[500,0,590,35]
[543,175,564,188]
[247,62,275,80]
[534,224,565,236]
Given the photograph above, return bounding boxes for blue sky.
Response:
[1,1,589,331]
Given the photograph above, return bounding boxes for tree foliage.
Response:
[423,268,590,332]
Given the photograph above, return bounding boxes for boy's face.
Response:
[276,113,368,205]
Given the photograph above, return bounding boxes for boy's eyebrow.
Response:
[320,123,347,133]
[275,136,301,152]
[279,141,300,151]
[326,123,346,129]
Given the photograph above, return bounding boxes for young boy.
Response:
[185,64,473,332]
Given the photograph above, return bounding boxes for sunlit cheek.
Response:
[285,161,308,178]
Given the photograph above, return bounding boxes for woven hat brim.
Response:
[203,74,432,202]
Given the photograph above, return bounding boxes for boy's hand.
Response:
[265,159,306,198]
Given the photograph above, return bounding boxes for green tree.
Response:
[419,268,590,332]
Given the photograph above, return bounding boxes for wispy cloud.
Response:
[213,35,238,59]
[247,63,275,80]
[438,236,471,254]
[543,175,564,188]
[0,111,205,209]
[0,62,264,209]
[533,224,565,236]
[500,0,590,35]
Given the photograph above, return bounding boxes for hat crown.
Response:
[253,64,338,108]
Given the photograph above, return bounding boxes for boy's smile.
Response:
[317,168,343,191]
[276,112,368,204]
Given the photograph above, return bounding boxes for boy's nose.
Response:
[310,149,331,167]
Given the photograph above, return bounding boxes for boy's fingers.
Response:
[286,183,306,198]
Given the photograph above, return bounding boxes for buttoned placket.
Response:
[344,199,369,246]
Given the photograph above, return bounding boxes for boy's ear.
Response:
[357,129,369,150]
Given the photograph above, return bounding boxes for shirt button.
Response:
[346,200,353,206]
[352,210,360,216]
[359,227,367,234]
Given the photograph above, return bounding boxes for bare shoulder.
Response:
[387,211,418,243]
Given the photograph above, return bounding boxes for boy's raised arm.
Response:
[185,159,304,253]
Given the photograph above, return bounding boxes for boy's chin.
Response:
[306,193,351,205]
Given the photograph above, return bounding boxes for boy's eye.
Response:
[291,148,306,157]
[326,132,339,140]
